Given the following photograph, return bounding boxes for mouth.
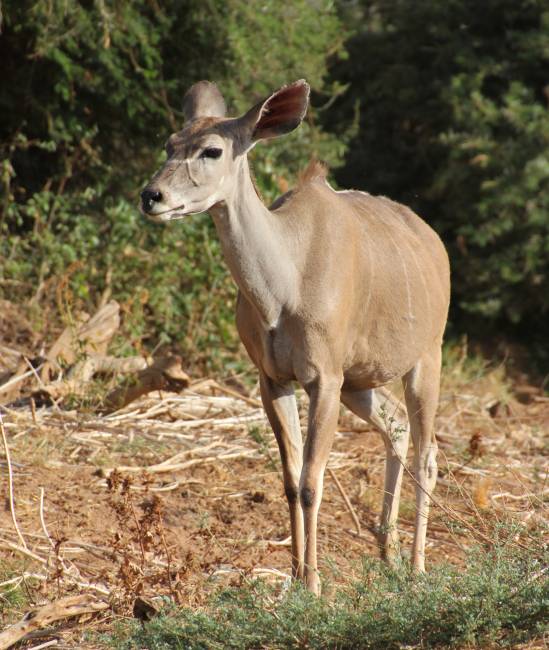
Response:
[141,203,188,222]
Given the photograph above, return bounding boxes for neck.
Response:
[209,158,297,327]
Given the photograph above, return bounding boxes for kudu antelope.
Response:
[141,80,450,594]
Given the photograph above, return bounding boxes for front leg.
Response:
[259,373,304,579]
[300,375,342,594]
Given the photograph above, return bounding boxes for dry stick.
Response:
[378,407,500,549]
[0,539,46,564]
[39,487,55,549]
[0,538,111,596]
[103,449,255,478]
[504,464,549,510]
[0,573,46,589]
[328,468,361,536]
[0,367,37,395]
[441,451,492,540]
[26,640,59,650]
[0,594,108,650]
[208,379,263,409]
[0,411,27,549]
[399,448,522,549]
[265,536,291,546]
[30,398,38,426]
[23,357,62,413]
[127,497,147,569]
[0,538,110,596]
[157,513,174,595]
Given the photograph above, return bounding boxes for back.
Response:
[273,172,450,309]
[271,172,450,380]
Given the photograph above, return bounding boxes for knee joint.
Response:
[284,484,299,503]
[300,486,316,509]
[417,448,438,484]
[426,457,438,481]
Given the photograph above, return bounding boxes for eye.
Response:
[200,147,223,159]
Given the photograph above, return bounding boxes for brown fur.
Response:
[141,79,451,595]
[297,158,328,186]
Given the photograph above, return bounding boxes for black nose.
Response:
[141,189,162,212]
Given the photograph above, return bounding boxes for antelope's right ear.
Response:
[183,81,227,121]
[239,80,310,144]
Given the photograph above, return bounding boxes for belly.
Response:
[340,318,436,390]
[341,361,409,391]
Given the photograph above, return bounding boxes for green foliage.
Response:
[327,0,549,349]
[0,579,28,614]
[0,562,34,619]
[107,537,548,648]
[247,424,279,471]
[3,0,547,371]
[0,0,346,371]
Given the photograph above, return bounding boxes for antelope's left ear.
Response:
[239,80,310,143]
[183,81,227,121]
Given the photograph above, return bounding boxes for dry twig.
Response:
[0,594,108,649]
[328,468,361,535]
[39,487,55,550]
[0,411,27,549]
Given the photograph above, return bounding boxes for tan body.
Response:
[141,80,450,594]
[236,176,449,389]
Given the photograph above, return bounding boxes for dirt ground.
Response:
[0,363,547,647]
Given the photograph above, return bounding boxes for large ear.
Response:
[182,81,227,121]
[240,80,310,142]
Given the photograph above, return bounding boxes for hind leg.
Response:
[341,387,410,563]
[402,345,442,571]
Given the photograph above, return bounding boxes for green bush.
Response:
[108,537,548,649]
[0,1,347,371]
[3,0,548,372]
[326,0,549,353]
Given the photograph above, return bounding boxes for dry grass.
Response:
[0,358,547,647]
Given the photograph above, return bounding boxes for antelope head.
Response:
[140,79,310,221]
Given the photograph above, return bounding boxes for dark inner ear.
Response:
[251,80,310,141]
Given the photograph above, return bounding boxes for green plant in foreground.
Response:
[0,578,29,617]
[248,425,279,472]
[0,562,37,623]
[106,534,548,649]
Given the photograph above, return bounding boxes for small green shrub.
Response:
[0,562,36,622]
[107,536,548,649]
